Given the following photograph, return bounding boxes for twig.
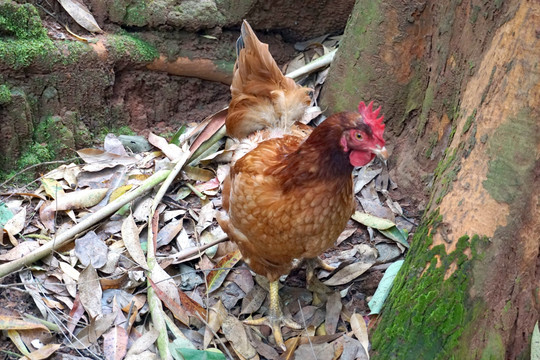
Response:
[0,169,171,279]
[159,234,228,263]
[298,299,317,360]
[286,49,337,80]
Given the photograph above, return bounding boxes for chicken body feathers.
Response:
[219,134,354,281]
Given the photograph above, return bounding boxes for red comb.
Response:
[358,101,385,140]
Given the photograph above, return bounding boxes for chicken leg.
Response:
[305,257,336,283]
[243,281,301,350]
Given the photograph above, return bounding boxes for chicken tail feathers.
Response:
[226,20,311,139]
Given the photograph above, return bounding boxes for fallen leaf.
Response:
[7,329,29,356]
[203,299,227,349]
[3,207,26,236]
[350,313,369,359]
[103,326,128,360]
[325,292,342,335]
[368,260,404,315]
[74,231,108,268]
[0,315,49,331]
[222,315,257,359]
[0,241,40,261]
[240,284,267,315]
[57,0,103,33]
[149,279,189,326]
[71,312,116,349]
[379,226,410,248]
[156,219,183,248]
[125,326,159,357]
[206,249,242,293]
[178,290,206,318]
[148,132,185,161]
[104,134,128,156]
[41,178,65,199]
[25,343,61,360]
[324,260,376,286]
[170,347,226,360]
[351,211,395,230]
[122,214,148,269]
[78,264,103,319]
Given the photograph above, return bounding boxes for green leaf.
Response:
[380,226,410,248]
[170,125,187,146]
[368,260,404,315]
[532,321,540,360]
[0,203,14,227]
[352,211,395,230]
[170,346,226,360]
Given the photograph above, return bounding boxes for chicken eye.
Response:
[355,133,363,141]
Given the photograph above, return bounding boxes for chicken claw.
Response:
[243,281,301,350]
[305,257,337,283]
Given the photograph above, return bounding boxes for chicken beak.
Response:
[372,146,389,161]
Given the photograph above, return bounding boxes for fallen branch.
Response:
[286,48,337,80]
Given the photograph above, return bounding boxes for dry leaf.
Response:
[122,214,148,270]
[74,231,108,268]
[350,313,369,359]
[222,315,257,359]
[103,326,128,360]
[206,249,242,293]
[25,343,62,360]
[325,292,342,335]
[323,260,375,286]
[57,0,103,33]
[0,241,39,261]
[78,264,103,319]
[203,299,227,349]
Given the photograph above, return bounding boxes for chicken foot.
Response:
[305,257,336,283]
[243,280,301,350]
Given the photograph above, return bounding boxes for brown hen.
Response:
[217,20,388,350]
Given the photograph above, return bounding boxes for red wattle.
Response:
[349,150,375,167]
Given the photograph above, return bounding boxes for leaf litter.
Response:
[0,33,418,360]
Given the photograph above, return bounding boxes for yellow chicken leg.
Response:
[244,281,301,350]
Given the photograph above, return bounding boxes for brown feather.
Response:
[226,20,310,139]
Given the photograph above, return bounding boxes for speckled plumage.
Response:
[218,114,360,282]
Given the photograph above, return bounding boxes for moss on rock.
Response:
[371,210,491,359]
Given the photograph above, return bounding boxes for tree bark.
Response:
[322,0,539,358]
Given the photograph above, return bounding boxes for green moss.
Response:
[470,5,481,24]
[124,0,149,27]
[97,125,135,142]
[483,108,536,204]
[59,40,93,65]
[1,116,66,184]
[462,108,477,134]
[0,2,57,70]
[214,59,234,75]
[0,3,48,39]
[371,211,491,359]
[417,83,435,136]
[480,331,505,360]
[325,0,382,112]
[425,134,438,159]
[0,84,11,104]
[107,32,159,63]
[0,38,56,69]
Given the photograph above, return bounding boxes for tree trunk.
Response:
[322,0,539,358]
